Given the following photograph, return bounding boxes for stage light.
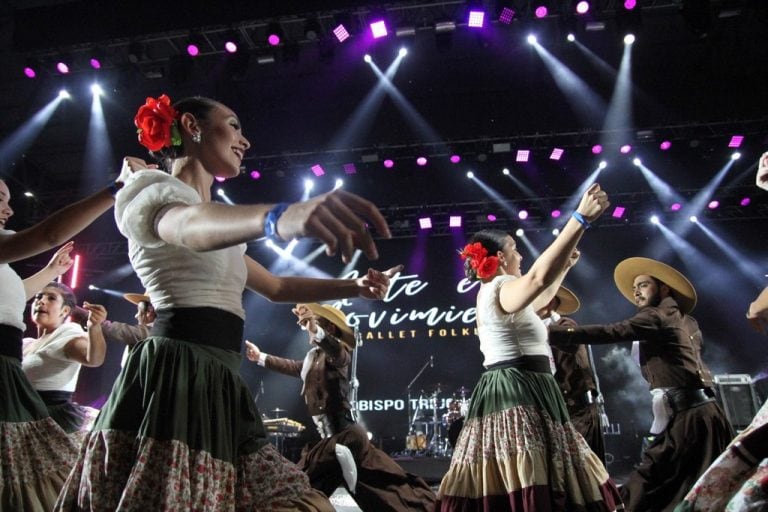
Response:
[527,34,537,44]
[624,34,636,45]
[620,144,632,154]
[502,168,510,175]
[487,214,497,222]
[334,178,344,189]
[88,284,97,290]
[399,47,408,57]
[311,164,325,176]
[467,10,486,28]
[670,203,682,211]
[567,33,575,42]
[24,191,34,198]
[450,155,461,164]
[632,157,642,166]
[576,1,590,14]
[267,23,284,45]
[599,161,608,169]
[214,176,225,183]
[660,140,672,150]
[23,66,36,78]
[550,148,564,160]
[731,152,741,160]
[515,228,524,237]
[552,228,560,236]
[186,34,203,57]
[224,41,237,53]
[250,170,261,179]
[740,197,751,206]
[518,210,529,220]
[90,83,104,96]
[70,254,81,289]
[689,215,698,223]
[624,0,637,9]
[416,157,428,166]
[343,163,357,174]
[551,209,561,218]
[435,20,457,33]
[708,200,719,209]
[363,54,372,63]
[58,89,71,99]
[418,217,432,229]
[304,179,314,191]
[650,215,660,225]
[89,57,102,70]
[449,216,462,227]
[516,150,530,162]
[467,171,475,179]
[613,206,626,218]
[333,24,350,42]
[370,20,388,39]
[383,159,394,168]
[499,7,515,24]
[728,135,744,148]
[216,189,226,197]
[592,144,603,154]
[534,5,548,18]
[56,61,70,74]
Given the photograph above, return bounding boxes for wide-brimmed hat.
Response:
[123,291,151,305]
[554,286,580,315]
[614,257,697,314]
[302,303,355,348]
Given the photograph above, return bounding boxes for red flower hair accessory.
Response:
[134,94,181,152]
[459,242,500,279]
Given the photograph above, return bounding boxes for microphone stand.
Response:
[349,328,362,422]
[406,358,432,445]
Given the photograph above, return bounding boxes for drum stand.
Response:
[405,357,438,454]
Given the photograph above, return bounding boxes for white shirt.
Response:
[0,230,27,330]
[22,322,86,391]
[115,171,247,318]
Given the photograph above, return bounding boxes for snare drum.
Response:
[406,431,427,451]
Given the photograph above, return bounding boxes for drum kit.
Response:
[406,385,471,457]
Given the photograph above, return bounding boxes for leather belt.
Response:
[664,387,714,414]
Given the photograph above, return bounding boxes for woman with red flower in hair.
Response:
[55,95,400,512]
[437,184,625,512]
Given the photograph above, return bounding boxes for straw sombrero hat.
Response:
[554,286,580,315]
[123,291,151,305]
[302,303,355,348]
[613,257,697,314]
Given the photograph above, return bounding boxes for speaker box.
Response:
[714,374,761,430]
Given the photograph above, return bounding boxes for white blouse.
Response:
[22,322,86,391]
[0,230,27,330]
[114,171,247,319]
[476,274,553,368]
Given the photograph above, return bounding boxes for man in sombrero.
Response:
[538,285,606,464]
[549,257,733,512]
[85,291,155,366]
[245,303,435,511]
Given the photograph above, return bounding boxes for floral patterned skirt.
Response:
[0,353,79,511]
[436,367,623,511]
[54,336,333,511]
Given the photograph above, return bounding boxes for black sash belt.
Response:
[0,324,23,361]
[665,387,715,414]
[37,390,74,406]
[150,307,243,352]
[485,355,551,374]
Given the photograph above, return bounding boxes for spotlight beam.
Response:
[693,221,765,287]
[0,96,63,174]
[600,40,634,149]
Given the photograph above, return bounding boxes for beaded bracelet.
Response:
[264,203,290,242]
[571,211,591,230]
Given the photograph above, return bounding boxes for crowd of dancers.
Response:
[1,94,766,511]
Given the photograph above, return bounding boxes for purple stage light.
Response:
[383,159,395,168]
[56,62,69,74]
[708,200,720,209]
[89,58,102,69]
[23,67,36,78]
[591,144,603,154]
[449,216,462,227]
[343,163,357,174]
[311,164,325,176]
[268,34,281,46]
[576,1,590,14]
[333,24,350,42]
[551,210,562,218]
[214,176,225,183]
[624,0,637,9]
[499,7,515,24]
[728,135,744,148]
[249,170,261,179]
[225,41,238,53]
[450,155,461,164]
[416,157,428,166]
[518,210,529,220]
[487,214,497,222]
[186,44,200,57]
[535,5,548,18]
[370,20,388,39]
[670,203,682,211]
[740,197,751,206]
[418,217,432,229]
[612,206,626,218]
[550,148,564,160]
[516,150,530,162]
[468,10,486,28]
[660,140,672,150]
[620,144,632,154]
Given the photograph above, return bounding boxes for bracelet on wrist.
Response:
[107,180,124,197]
[571,211,591,230]
[264,203,290,242]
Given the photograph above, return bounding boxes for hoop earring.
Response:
[192,132,201,144]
